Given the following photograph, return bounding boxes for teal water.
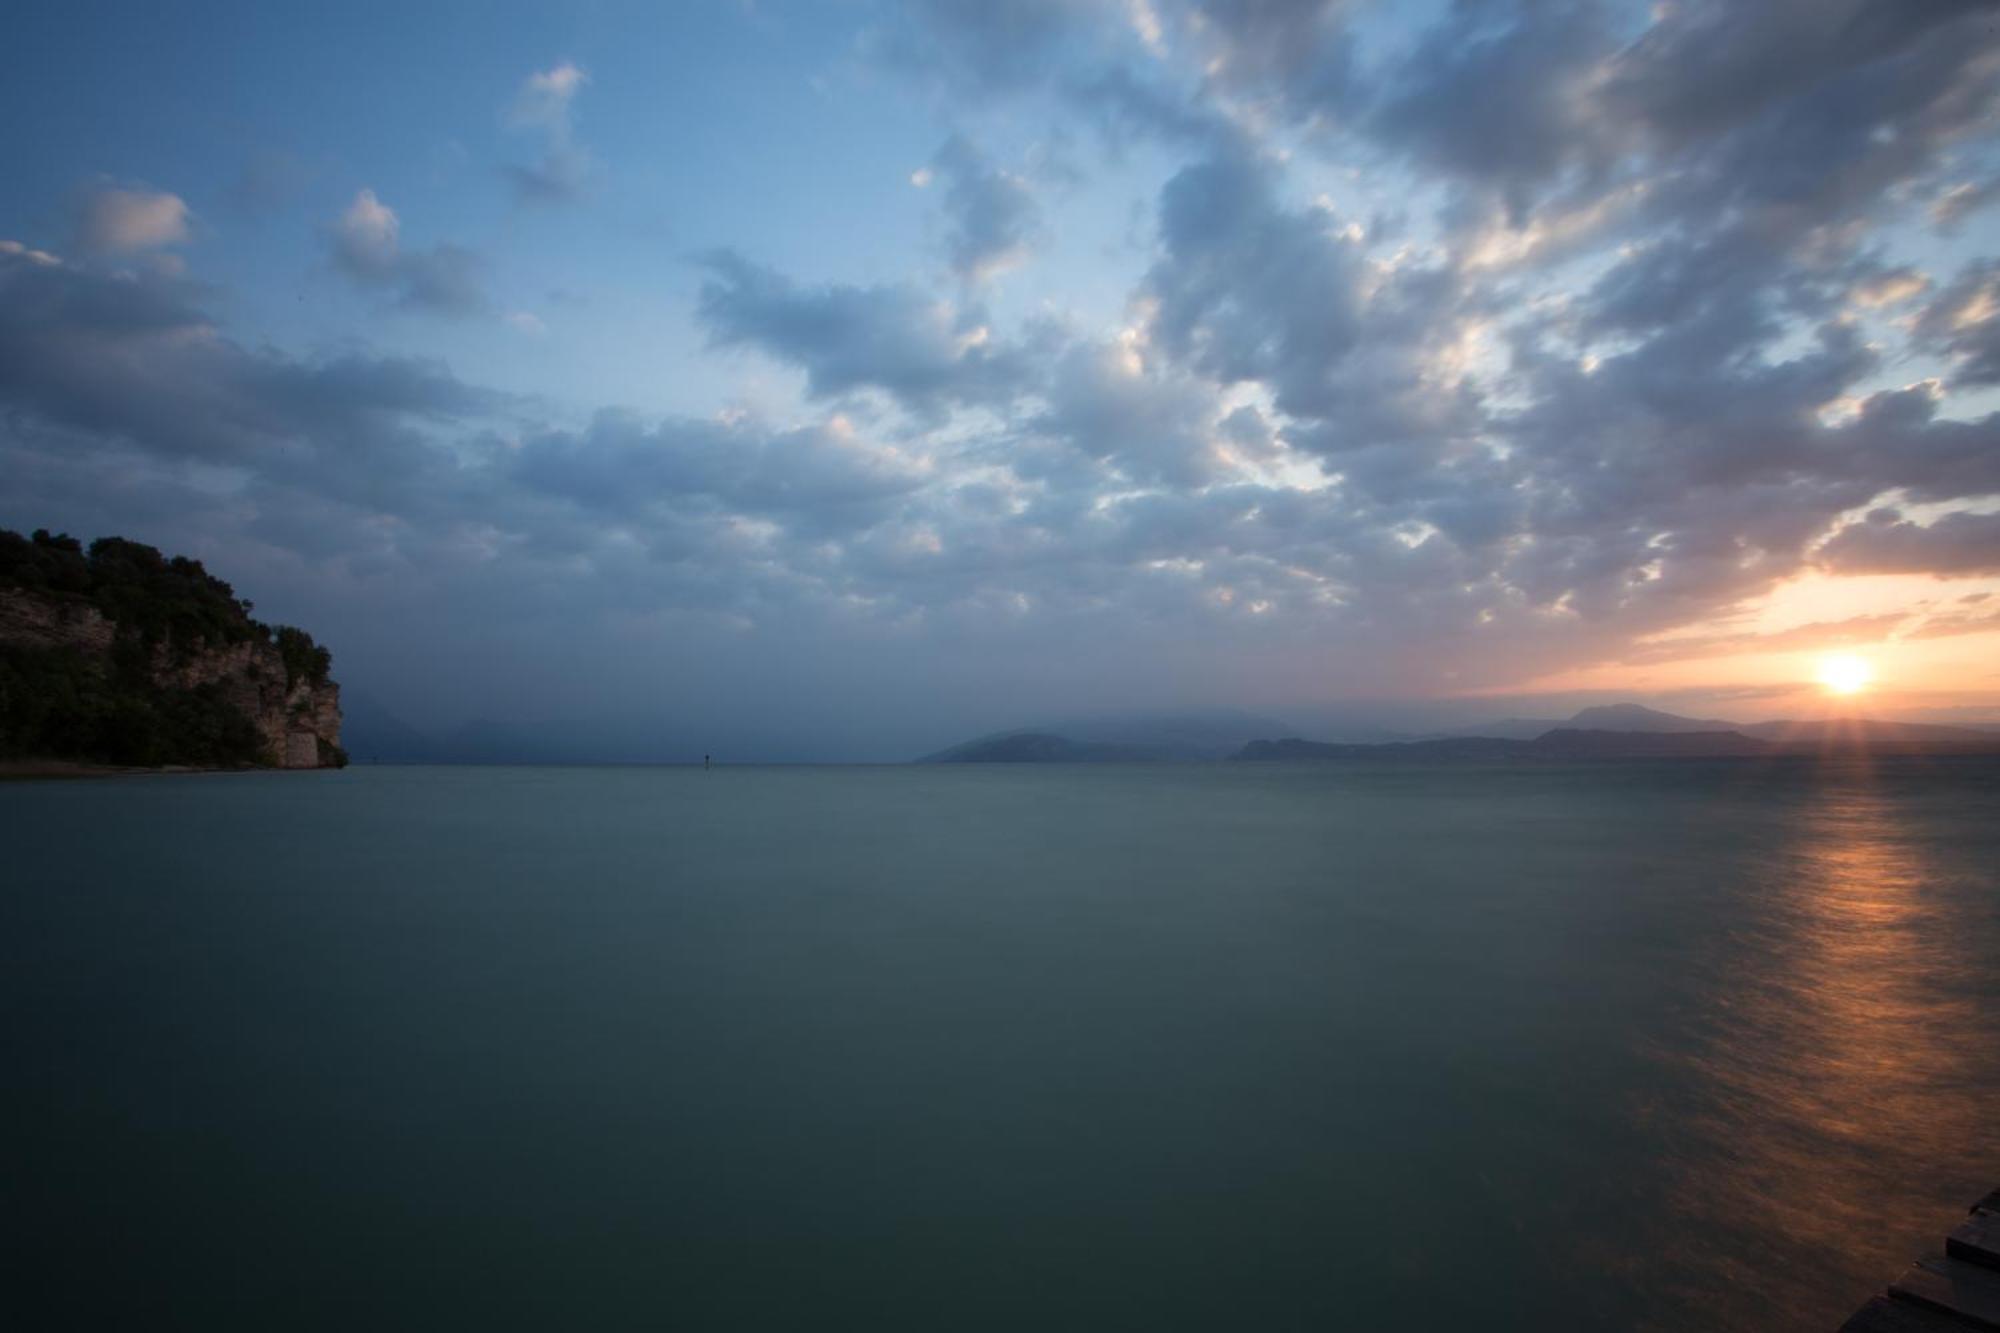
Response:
[6,760,1999,1330]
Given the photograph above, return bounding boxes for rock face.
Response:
[0,588,117,654]
[0,585,344,769]
[143,625,344,768]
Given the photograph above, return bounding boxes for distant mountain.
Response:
[324,693,2000,768]
[1043,709,1293,759]
[919,709,1292,763]
[1237,729,1775,761]
[1447,702,1735,739]
[352,710,944,765]
[1565,703,1739,732]
[1240,736,1526,761]
[1433,715,1566,740]
[1535,728,1775,756]
[1236,717,2000,761]
[922,732,1161,763]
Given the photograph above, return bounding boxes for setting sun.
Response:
[1816,653,1875,695]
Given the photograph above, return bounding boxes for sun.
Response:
[1816,653,1875,696]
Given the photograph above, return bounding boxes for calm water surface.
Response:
[6,760,1998,1330]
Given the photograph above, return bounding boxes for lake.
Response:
[6,759,1998,1329]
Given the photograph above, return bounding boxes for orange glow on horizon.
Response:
[1501,568,2000,708]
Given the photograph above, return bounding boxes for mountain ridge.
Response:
[1233,709,2000,762]
[924,703,2000,763]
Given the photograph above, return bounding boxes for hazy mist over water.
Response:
[7,760,1999,1330]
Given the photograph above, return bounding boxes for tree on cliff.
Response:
[0,528,344,767]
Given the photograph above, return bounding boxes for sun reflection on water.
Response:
[1635,766,1994,1331]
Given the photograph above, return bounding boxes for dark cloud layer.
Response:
[0,245,487,465]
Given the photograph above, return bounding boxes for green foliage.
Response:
[0,644,268,766]
[0,529,266,654]
[0,527,339,767]
[275,625,332,688]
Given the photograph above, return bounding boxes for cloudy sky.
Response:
[5,0,2000,756]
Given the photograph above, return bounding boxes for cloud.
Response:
[1817,507,2000,577]
[73,185,192,253]
[514,412,931,537]
[510,60,589,130]
[1901,606,2000,642]
[325,189,487,316]
[1600,0,1988,151]
[1371,1,1614,215]
[1625,612,1912,665]
[1141,144,1483,454]
[1143,149,1362,409]
[0,241,977,732]
[1184,0,1360,127]
[0,241,491,468]
[927,135,1042,281]
[1849,266,1930,309]
[1914,261,2000,386]
[1932,177,2000,232]
[12,4,2000,751]
[1031,338,1233,487]
[506,61,591,204]
[872,0,1095,95]
[694,249,1030,411]
[329,188,400,278]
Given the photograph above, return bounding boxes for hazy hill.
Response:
[928,700,2000,765]
[1237,729,1776,761]
[1445,702,1737,739]
[919,709,1292,763]
[923,732,1160,763]
[338,694,2000,767]
[1032,710,1292,759]
[1236,719,2000,762]
[1566,703,1740,732]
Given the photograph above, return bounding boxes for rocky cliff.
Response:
[0,530,344,769]
[144,622,345,768]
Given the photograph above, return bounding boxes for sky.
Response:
[4,0,2000,757]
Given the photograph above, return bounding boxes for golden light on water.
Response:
[1641,772,1993,1331]
[1815,653,1874,695]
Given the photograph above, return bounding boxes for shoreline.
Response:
[0,759,266,782]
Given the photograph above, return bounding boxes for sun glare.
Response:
[1816,653,1874,695]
